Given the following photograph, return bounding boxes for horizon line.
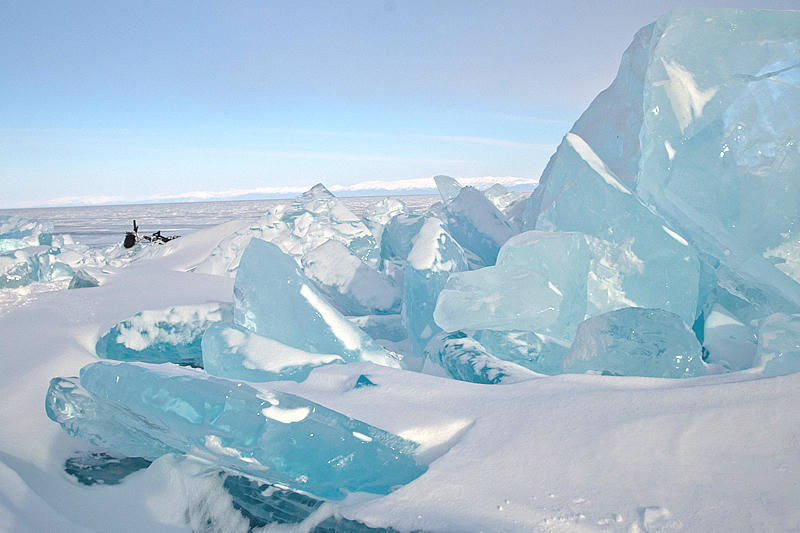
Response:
[1,176,538,210]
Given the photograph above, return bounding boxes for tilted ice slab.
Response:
[45,361,426,500]
[562,307,706,378]
[96,303,232,367]
[434,231,590,342]
[233,237,400,368]
[380,213,427,263]
[202,322,344,382]
[565,7,800,317]
[424,331,540,384]
[403,217,467,358]
[523,133,700,326]
[436,176,519,267]
[302,239,402,316]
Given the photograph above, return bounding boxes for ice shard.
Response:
[443,186,519,267]
[424,331,540,384]
[234,238,400,368]
[434,231,590,342]
[95,304,231,367]
[301,239,402,316]
[403,218,468,358]
[0,215,54,251]
[523,133,700,325]
[380,213,427,262]
[202,322,344,382]
[562,307,706,378]
[433,175,463,202]
[45,361,426,500]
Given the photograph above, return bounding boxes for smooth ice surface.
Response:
[443,186,519,267]
[302,239,402,316]
[756,314,800,377]
[233,237,400,368]
[561,7,800,318]
[424,331,540,384]
[563,307,706,378]
[523,133,700,325]
[46,361,426,500]
[434,231,590,342]
[402,218,467,358]
[95,303,231,367]
[473,329,570,376]
[202,322,344,382]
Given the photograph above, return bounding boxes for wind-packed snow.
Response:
[2,7,800,532]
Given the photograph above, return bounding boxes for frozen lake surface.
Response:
[0,195,439,246]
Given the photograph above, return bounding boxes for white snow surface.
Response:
[1,217,800,532]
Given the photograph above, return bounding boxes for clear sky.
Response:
[1,0,797,208]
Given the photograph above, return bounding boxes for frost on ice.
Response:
[36,6,800,520]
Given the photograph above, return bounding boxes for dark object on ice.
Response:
[65,451,151,486]
[123,219,179,248]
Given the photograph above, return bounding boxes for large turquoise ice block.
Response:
[96,304,231,367]
[202,322,344,382]
[523,133,700,325]
[562,307,706,378]
[45,361,427,500]
[402,218,468,358]
[555,8,800,316]
[434,231,590,342]
[234,238,400,368]
[473,329,569,376]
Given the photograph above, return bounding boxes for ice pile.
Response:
[43,6,800,512]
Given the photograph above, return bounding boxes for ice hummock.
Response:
[45,361,426,500]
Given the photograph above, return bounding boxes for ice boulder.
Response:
[473,329,570,376]
[424,331,540,384]
[442,185,519,267]
[433,174,463,202]
[562,307,706,378]
[45,361,426,500]
[403,218,468,358]
[523,133,700,325]
[202,322,344,382]
[0,245,75,288]
[95,304,232,367]
[301,239,402,316]
[755,314,800,377]
[68,268,100,289]
[434,231,590,342]
[562,7,800,317]
[234,238,400,368]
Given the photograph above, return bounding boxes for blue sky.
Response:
[1,0,797,208]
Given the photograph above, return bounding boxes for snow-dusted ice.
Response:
[1,7,800,532]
